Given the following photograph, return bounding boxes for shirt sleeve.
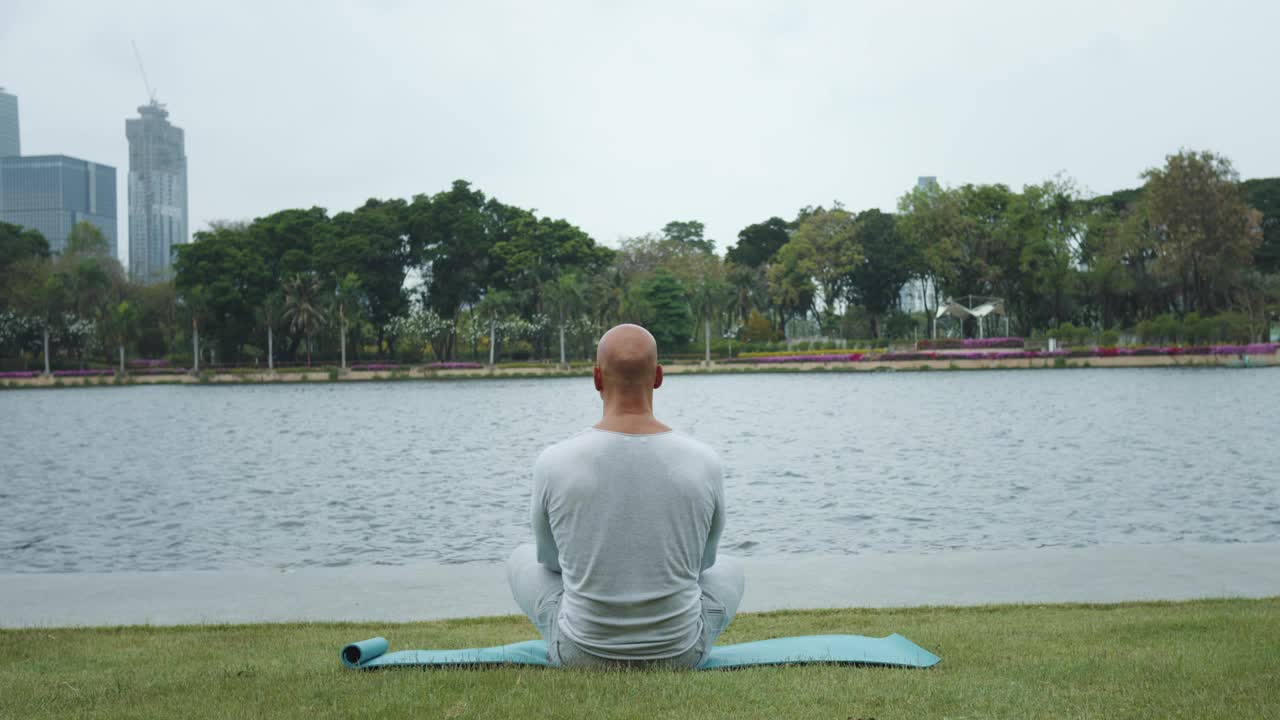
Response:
[700,457,725,571]
[531,457,561,573]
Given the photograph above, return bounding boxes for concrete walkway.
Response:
[3,542,1277,628]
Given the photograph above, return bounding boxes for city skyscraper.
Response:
[0,154,118,255]
[126,100,188,283]
[0,88,19,157]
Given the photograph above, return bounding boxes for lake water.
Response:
[2,369,1278,573]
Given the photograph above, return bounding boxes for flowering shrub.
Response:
[918,337,1025,350]
[941,350,1069,360]
[916,338,962,350]
[727,353,865,364]
[961,337,1024,349]
[1063,344,1277,359]
[51,369,114,377]
[0,370,40,378]
[1214,343,1280,355]
[737,349,874,359]
[877,351,940,361]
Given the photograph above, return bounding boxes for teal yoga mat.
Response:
[341,634,940,670]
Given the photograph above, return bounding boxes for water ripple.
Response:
[1,369,1278,572]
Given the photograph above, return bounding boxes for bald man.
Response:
[505,324,745,668]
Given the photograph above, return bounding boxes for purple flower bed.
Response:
[52,369,114,377]
[918,337,1025,350]
[1068,344,1278,359]
[943,350,1069,360]
[132,367,190,375]
[877,351,940,362]
[350,363,402,372]
[880,350,1058,361]
[961,337,1024,349]
[1213,343,1280,355]
[0,370,40,378]
[729,353,865,364]
[423,362,484,370]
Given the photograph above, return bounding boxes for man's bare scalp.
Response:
[596,324,658,387]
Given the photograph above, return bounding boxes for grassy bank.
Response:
[3,599,1277,718]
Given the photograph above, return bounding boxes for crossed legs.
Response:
[505,544,745,667]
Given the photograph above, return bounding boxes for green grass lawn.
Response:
[3,599,1277,719]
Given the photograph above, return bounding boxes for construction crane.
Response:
[131,40,159,105]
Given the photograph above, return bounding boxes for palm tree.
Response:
[282,273,329,367]
[544,274,583,368]
[476,288,514,367]
[333,273,363,370]
[257,291,284,372]
[99,300,138,375]
[686,256,729,365]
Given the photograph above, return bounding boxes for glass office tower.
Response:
[0,88,18,158]
[0,155,118,255]
[126,101,188,283]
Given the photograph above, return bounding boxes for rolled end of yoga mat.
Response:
[341,637,389,668]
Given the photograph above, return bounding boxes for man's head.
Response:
[593,324,663,394]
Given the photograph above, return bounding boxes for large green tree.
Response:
[896,184,964,330]
[727,217,789,269]
[848,209,912,338]
[410,181,506,359]
[1142,150,1262,313]
[643,269,691,353]
[0,221,50,308]
[660,220,714,254]
[323,198,411,351]
[766,237,817,326]
[1241,178,1280,274]
[490,213,612,359]
[789,207,863,323]
[173,223,269,364]
[8,255,68,373]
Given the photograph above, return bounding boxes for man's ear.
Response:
[593,366,604,392]
[653,364,664,389]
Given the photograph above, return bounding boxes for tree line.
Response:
[1,149,1277,371]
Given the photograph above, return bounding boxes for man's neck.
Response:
[595,393,672,435]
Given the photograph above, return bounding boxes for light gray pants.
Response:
[505,543,745,669]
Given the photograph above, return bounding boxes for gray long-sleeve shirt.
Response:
[532,428,724,659]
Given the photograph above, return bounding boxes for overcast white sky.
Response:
[3,0,1278,265]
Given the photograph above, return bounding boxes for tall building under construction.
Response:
[126,100,188,282]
